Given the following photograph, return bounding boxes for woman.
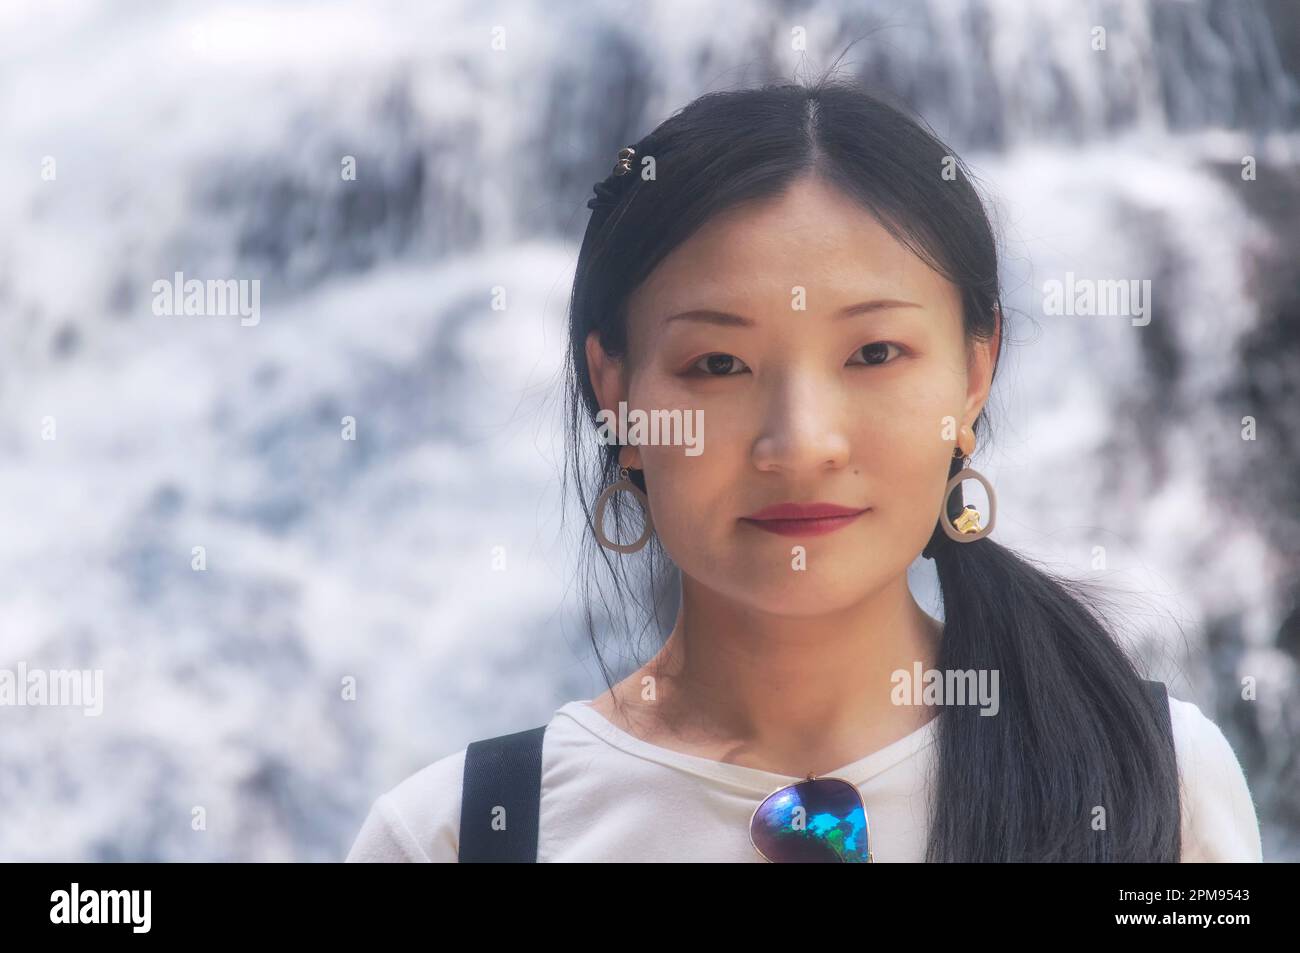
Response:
[347,77,1263,862]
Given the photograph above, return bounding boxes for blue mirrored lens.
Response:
[750,778,870,862]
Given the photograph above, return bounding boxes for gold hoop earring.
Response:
[593,467,654,554]
[940,447,996,543]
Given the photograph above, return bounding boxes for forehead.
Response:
[627,174,958,324]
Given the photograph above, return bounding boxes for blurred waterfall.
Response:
[0,0,1295,860]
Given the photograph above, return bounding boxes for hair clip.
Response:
[586,145,639,211]
[612,146,636,176]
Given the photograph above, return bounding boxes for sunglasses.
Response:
[749,773,874,863]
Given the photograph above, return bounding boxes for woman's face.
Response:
[587,174,997,616]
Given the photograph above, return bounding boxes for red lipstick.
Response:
[740,502,870,537]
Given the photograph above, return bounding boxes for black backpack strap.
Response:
[1141,678,1172,746]
[457,724,547,862]
[1140,678,1182,861]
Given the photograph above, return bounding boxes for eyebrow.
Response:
[663,299,922,327]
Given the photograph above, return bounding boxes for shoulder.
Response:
[345,746,467,863]
[1166,694,1263,862]
[344,709,580,863]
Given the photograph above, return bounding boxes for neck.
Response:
[626,572,943,778]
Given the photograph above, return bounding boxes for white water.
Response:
[0,0,1294,859]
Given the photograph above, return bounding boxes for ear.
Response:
[962,303,1001,436]
[585,330,642,470]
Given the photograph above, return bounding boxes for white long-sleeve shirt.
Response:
[345,694,1263,862]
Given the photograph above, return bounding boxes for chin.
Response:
[724,571,872,616]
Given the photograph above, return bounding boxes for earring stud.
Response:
[939,431,996,543]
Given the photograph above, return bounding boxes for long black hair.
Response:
[560,74,1181,862]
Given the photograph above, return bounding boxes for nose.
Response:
[750,367,851,474]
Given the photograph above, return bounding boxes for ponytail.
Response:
[924,453,1182,860]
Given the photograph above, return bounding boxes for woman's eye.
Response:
[847,341,903,367]
[688,345,901,375]
[691,353,749,376]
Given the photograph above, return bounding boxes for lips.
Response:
[745,502,865,520]
[740,502,870,537]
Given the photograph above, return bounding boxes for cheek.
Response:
[628,367,753,473]
[634,416,740,526]
[860,385,962,540]
[626,375,749,554]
